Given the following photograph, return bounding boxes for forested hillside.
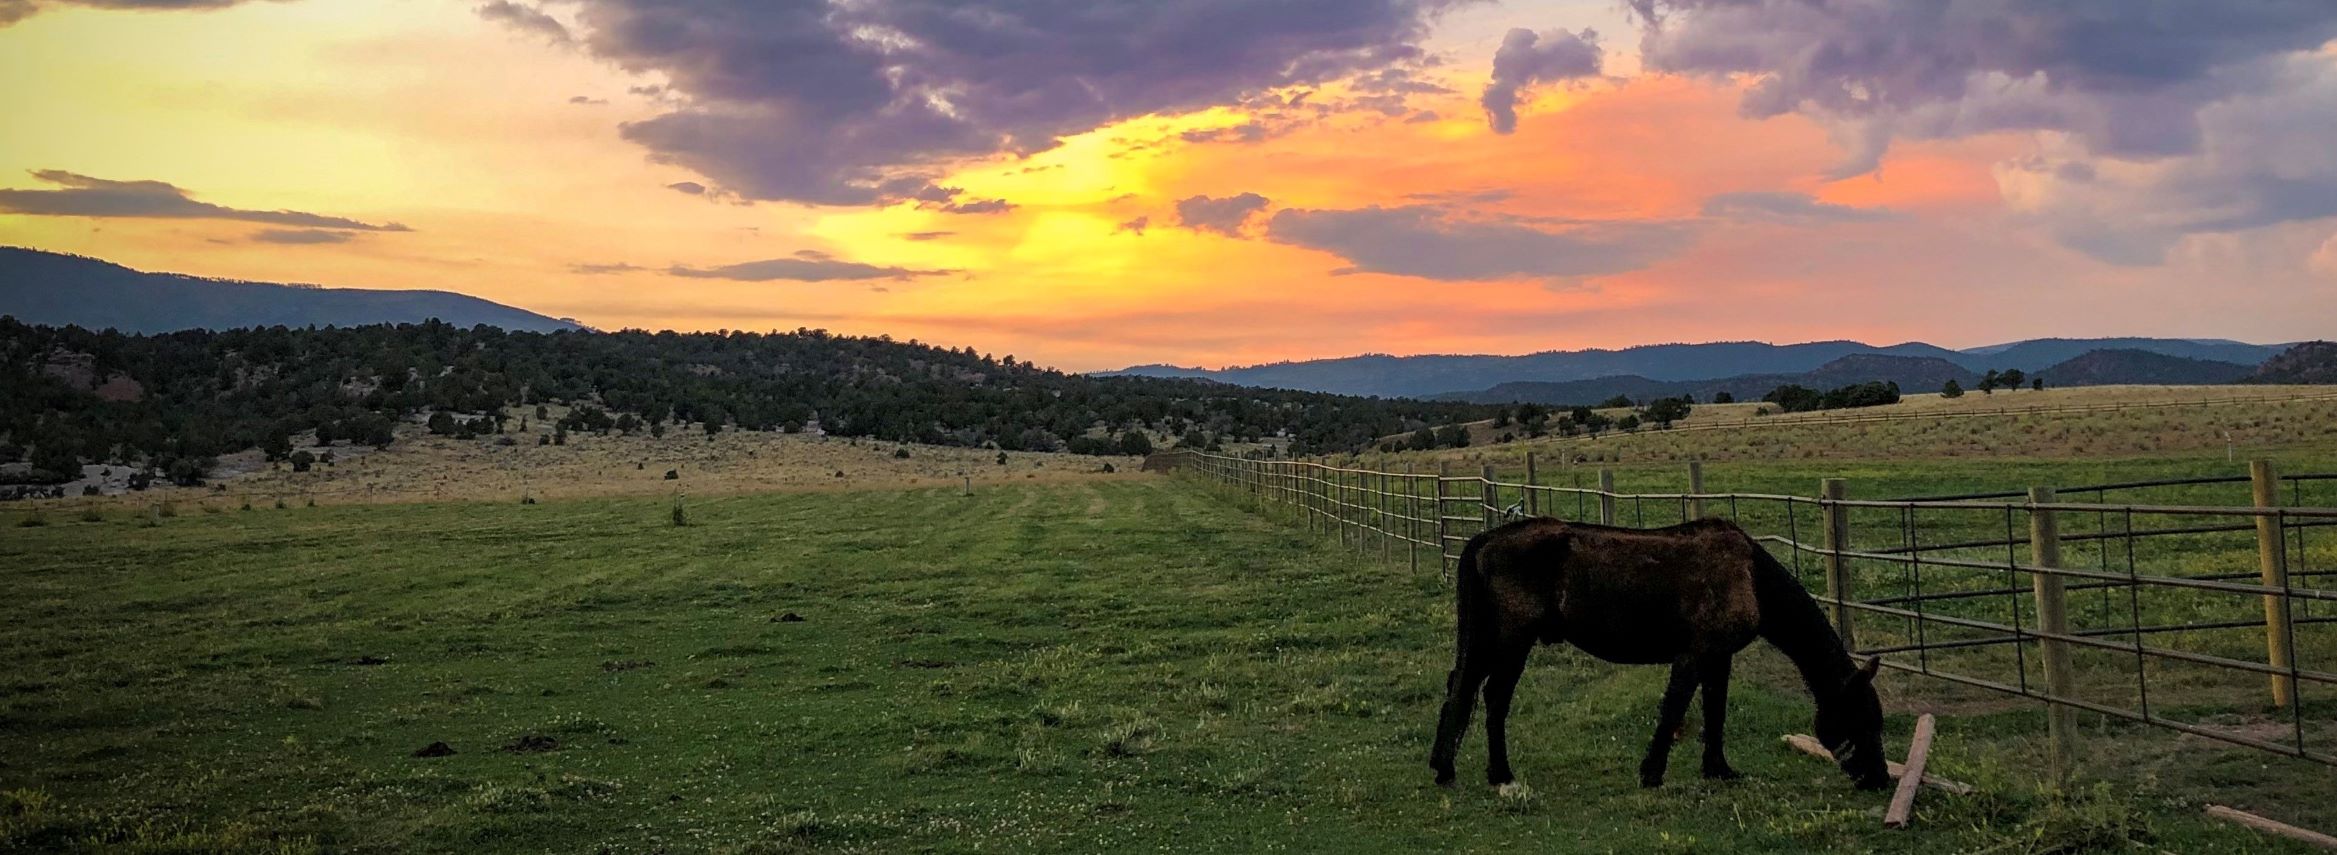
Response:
[0,318,1496,486]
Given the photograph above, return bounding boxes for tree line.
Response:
[0,318,1502,485]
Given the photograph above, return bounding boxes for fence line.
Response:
[1165,449,2335,771]
[1443,389,2337,448]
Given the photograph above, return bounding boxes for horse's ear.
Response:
[1852,656,1882,684]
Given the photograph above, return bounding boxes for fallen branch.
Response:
[1782,733,1973,796]
[2204,805,2337,850]
[1884,714,1937,828]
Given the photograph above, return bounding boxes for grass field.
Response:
[1436,385,2337,463]
[3,477,2329,853]
[17,410,1143,514]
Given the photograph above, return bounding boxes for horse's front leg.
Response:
[1638,659,1699,788]
[1698,654,1741,780]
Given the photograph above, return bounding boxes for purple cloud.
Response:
[1482,28,1603,134]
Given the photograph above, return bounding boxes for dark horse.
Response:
[1429,516,1890,790]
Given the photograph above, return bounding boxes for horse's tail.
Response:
[1431,526,1501,781]
[1452,530,1494,662]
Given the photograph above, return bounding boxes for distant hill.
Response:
[1443,355,1976,406]
[2248,341,2337,384]
[2038,349,2254,387]
[0,318,1504,487]
[1104,337,2290,399]
[0,246,581,333]
[1962,337,2282,368]
[1103,340,1966,398]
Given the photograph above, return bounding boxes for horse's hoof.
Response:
[1433,771,1456,788]
[1487,773,1515,787]
[1638,774,1665,789]
[1701,765,1743,781]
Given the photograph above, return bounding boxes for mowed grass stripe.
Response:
[0,479,2309,853]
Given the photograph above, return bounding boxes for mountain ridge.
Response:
[1104,337,2291,398]
[0,246,581,334]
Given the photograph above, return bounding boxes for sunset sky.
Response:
[3,1,2335,372]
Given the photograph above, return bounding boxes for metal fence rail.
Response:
[1166,449,2335,773]
[1472,389,2337,449]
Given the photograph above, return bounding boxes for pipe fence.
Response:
[1163,450,2335,773]
[1457,389,2337,449]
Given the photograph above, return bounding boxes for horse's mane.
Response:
[1746,541,1856,693]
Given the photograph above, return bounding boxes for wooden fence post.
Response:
[1364,467,1383,567]
[1688,459,1707,520]
[1406,464,1419,575]
[1481,463,1498,532]
[2029,485,2077,785]
[1821,478,1854,650]
[2250,460,2298,708]
[1303,462,1316,534]
[1335,464,1349,548]
[1525,452,1539,517]
[1597,469,1617,526]
[1436,461,1453,578]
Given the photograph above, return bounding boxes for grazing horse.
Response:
[1428,517,1890,790]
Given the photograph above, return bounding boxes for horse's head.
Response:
[1815,656,1889,790]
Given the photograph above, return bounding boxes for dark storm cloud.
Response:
[545,0,1461,206]
[1700,191,1900,224]
[1264,205,1696,281]
[667,250,953,282]
[935,198,1015,215]
[1629,0,2337,263]
[665,181,706,195]
[0,171,408,231]
[1630,0,2337,174]
[1180,122,1271,145]
[1481,27,1602,134]
[1175,193,1271,236]
[475,1,571,44]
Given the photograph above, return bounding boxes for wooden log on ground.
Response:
[1884,714,1937,828]
[1781,734,1973,796]
[2205,805,2337,850]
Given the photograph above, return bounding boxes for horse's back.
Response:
[1473,517,1762,664]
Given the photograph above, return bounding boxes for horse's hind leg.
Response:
[1637,659,1700,788]
[1480,641,1533,786]
[1430,655,1490,786]
[1698,654,1741,780]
